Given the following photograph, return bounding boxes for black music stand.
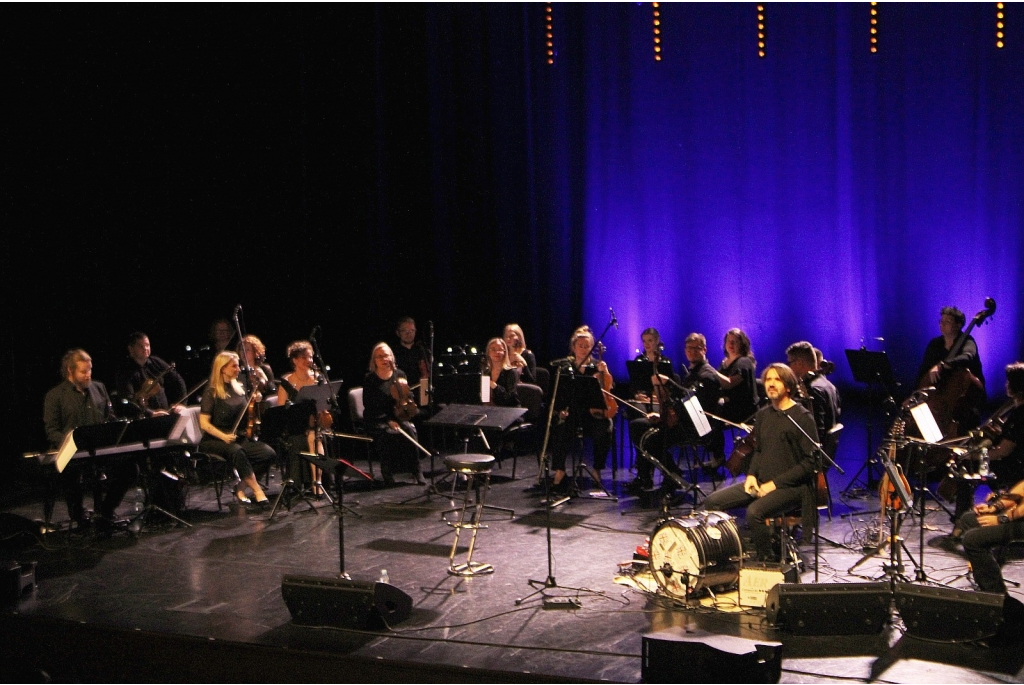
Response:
[433,374,482,406]
[625,360,674,397]
[120,416,192,533]
[555,374,617,501]
[843,348,897,497]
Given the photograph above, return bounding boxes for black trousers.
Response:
[959,511,1024,593]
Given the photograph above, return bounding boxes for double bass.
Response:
[917,298,996,440]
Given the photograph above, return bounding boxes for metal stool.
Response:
[441,453,513,576]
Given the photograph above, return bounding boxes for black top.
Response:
[199,384,249,435]
[680,359,722,415]
[43,380,114,449]
[916,335,984,389]
[719,355,758,423]
[518,349,538,384]
[394,343,429,383]
[362,369,410,429]
[749,402,818,488]
[807,372,841,437]
[487,368,521,407]
[993,403,1024,483]
[114,354,187,416]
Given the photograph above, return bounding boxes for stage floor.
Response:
[3,419,1024,683]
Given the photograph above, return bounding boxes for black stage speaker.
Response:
[281,575,412,629]
[641,628,782,684]
[894,583,1003,641]
[766,582,890,635]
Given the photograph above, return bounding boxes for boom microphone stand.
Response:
[516,360,603,607]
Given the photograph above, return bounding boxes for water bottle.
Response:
[131,487,146,515]
[978,447,990,478]
[379,569,389,584]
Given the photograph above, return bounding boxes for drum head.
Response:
[648,511,741,600]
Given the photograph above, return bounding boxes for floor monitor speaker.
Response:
[281,574,412,630]
[641,627,782,683]
[766,582,890,635]
[894,583,1003,641]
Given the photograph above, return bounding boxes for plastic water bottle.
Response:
[130,487,146,515]
[379,569,389,584]
[978,448,990,478]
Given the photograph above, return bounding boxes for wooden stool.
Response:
[441,453,513,576]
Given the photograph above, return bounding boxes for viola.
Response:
[134,362,177,405]
[390,374,419,422]
[593,341,618,419]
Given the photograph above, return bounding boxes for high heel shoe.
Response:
[234,491,252,505]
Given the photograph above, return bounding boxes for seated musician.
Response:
[785,341,841,457]
[548,328,614,493]
[628,333,722,491]
[700,363,818,562]
[958,475,1024,594]
[277,340,328,498]
[241,334,276,395]
[43,349,134,531]
[393,317,430,393]
[198,352,275,506]
[713,328,759,425]
[952,362,1024,538]
[362,343,426,487]
[631,326,672,402]
[482,338,521,407]
[114,331,187,418]
[503,323,544,421]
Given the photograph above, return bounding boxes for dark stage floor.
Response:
[3,406,1024,683]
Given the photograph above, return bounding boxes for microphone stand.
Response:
[782,412,846,583]
[516,360,603,607]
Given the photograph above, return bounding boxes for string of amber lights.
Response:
[996,2,1005,49]
[653,3,662,61]
[545,3,554,65]
[757,5,766,58]
[870,3,878,53]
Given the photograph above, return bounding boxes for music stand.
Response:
[555,374,617,500]
[433,374,482,406]
[843,349,897,497]
[296,381,344,412]
[120,416,192,532]
[626,360,674,397]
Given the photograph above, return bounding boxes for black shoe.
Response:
[414,473,427,486]
[382,475,396,487]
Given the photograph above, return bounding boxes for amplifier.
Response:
[739,563,799,608]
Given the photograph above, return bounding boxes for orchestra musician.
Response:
[548,328,613,493]
[958,475,1024,594]
[916,305,986,426]
[628,333,721,491]
[713,328,759,425]
[951,362,1024,539]
[240,334,276,395]
[114,331,187,418]
[482,338,521,407]
[700,363,819,562]
[43,349,134,531]
[198,351,275,506]
[503,323,537,383]
[277,341,328,498]
[635,327,669,364]
[362,342,426,487]
[786,340,841,457]
[393,316,430,390]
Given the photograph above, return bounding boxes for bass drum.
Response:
[649,511,742,600]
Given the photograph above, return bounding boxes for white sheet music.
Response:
[683,396,712,437]
[909,403,943,444]
[480,375,490,404]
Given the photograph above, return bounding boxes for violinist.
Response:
[482,338,521,407]
[952,362,1024,536]
[114,332,187,418]
[240,334,276,395]
[277,341,328,498]
[700,363,818,562]
[198,352,274,506]
[393,317,430,391]
[628,333,722,491]
[635,328,669,364]
[548,328,614,494]
[362,343,426,487]
[713,328,758,425]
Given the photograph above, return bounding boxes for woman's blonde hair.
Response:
[210,351,241,400]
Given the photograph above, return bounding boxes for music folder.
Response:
[296,380,344,412]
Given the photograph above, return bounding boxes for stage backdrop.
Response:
[4,3,1023,464]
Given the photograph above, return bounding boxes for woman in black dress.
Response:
[362,343,426,487]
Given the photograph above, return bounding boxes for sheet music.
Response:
[909,403,943,443]
[683,396,712,437]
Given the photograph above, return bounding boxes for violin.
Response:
[244,393,261,440]
[133,362,177,406]
[390,367,419,422]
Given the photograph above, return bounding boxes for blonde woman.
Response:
[198,352,275,506]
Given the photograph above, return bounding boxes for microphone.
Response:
[310,325,319,340]
[233,304,242,321]
[610,307,618,329]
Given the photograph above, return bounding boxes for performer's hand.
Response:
[590,408,605,419]
[510,352,526,368]
[974,502,998,515]
[388,420,400,431]
[219,432,237,445]
[559,408,569,420]
[744,475,760,497]
[927,365,942,385]
[977,514,1000,527]
[758,480,777,497]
